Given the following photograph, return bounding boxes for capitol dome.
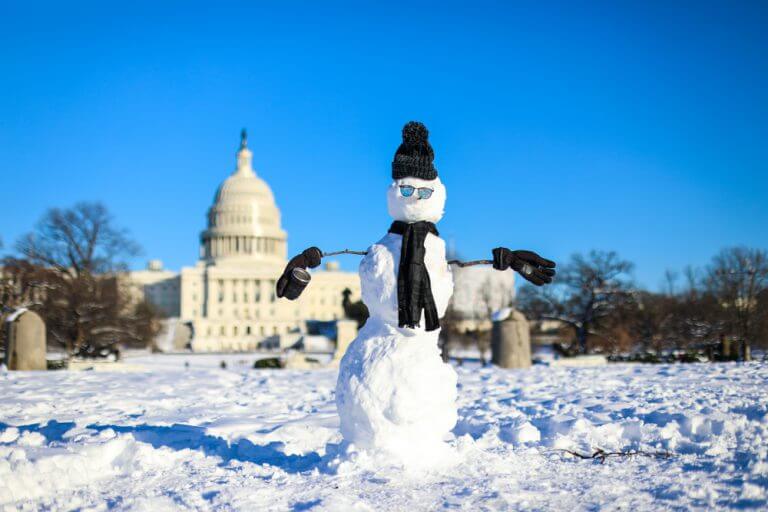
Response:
[200,130,287,264]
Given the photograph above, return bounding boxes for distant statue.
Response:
[342,288,369,328]
[240,128,248,149]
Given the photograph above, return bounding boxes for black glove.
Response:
[276,247,323,298]
[492,247,556,286]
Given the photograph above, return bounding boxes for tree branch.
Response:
[551,447,672,464]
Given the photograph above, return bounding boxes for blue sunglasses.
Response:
[399,185,434,199]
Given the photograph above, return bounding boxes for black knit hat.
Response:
[392,121,438,180]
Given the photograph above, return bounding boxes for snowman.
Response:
[277,122,555,466]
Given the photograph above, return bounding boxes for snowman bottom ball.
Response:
[335,318,458,463]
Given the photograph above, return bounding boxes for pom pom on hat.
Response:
[392,121,437,180]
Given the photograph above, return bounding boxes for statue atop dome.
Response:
[199,130,286,263]
[236,129,254,176]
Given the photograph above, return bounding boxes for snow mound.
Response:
[0,435,137,504]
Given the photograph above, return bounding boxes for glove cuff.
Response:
[492,247,510,271]
[302,247,323,268]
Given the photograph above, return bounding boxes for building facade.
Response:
[129,131,360,351]
[450,265,515,332]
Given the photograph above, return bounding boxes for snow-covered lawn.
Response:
[1,357,766,511]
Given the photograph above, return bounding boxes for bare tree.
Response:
[1,258,49,313]
[705,247,768,357]
[756,289,768,351]
[618,290,677,354]
[13,202,157,356]
[518,250,634,353]
[17,202,139,277]
[0,258,54,350]
[668,271,723,350]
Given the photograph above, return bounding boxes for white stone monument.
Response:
[4,310,47,371]
[491,308,531,369]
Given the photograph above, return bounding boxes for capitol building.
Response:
[129,131,360,352]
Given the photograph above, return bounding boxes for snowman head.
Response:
[387,176,446,223]
[387,121,445,223]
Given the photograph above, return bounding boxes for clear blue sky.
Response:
[1,1,766,290]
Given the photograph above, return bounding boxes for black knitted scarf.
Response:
[388,221,440,331]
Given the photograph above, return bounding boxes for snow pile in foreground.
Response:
[1,359,766,510]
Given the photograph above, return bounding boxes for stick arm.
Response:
[324,249,492,268]
[323,249,558,279]
[447,258,493,268]
[322,249,368,257]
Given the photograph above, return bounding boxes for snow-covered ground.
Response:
[1,357,766,511]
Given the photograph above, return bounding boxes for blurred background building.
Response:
[127,131,360,351]
[449,265,515,332]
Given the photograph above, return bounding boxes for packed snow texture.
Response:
[358,231,454,328]
[335,318,458,466]
[1,358,766,510]
[335,217,457,463]
[386,177,446,224]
